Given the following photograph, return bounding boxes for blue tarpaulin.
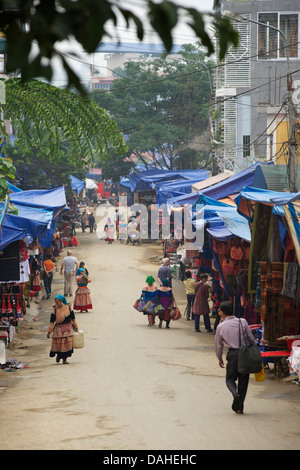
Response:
[0,223,27,251]
[193,201,251,242]
[166,163,273,210]
[234,186,295,221]
[156,177,208,205]
[9,186,66,217]
[4,212,49,240]
[70,175,85,194]
[11,204,53,225]
[271,192,300,265]
[7,181,23,192]
[128,169,209,192]
[201,162,273,200]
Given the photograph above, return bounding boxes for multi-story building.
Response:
[90,41,182,91]
[213,0,300,173]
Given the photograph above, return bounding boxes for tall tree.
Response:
[92,45,213,170]
[0,0,238,94]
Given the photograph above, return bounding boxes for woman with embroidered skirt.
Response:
[157,278,176,329]
[47,295,78,364]
[73,268,92,312]
[142,275,158,326]
[104,217,115,244]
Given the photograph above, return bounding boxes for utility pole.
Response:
[287,75,298,192]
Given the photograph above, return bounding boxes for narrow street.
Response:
[0,224,299,451]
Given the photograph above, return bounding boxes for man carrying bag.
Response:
[215,301,260,414]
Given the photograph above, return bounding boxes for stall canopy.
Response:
[11,204,53,225]
[193,198,251,242]
[166,163,272,210]
[7,181,23,193]
[156,177,208,205]
[271,191,300,265]
[85,178,98,190]
[70,175,85,194]
[0,223,27,251]
[127,169,209,192]
[201,162,273,201]
[4,212,49,240]
[234,186,299,221]
[9,186,66,217]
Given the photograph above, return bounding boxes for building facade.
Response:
[213,0,300,173]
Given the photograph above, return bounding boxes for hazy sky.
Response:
[52,0,215,86]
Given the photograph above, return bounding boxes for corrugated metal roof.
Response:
[253,164,300,192]
[191,172,231,192]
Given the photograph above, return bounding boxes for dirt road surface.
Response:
[0,225,299,451]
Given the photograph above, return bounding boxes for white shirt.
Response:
[62,256,78,272]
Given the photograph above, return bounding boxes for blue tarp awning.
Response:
[9,186,66,217]
[0,223,27,251]
[70,175,85,194]
[201,162,273,200]
[271,192,300,265]
[234,186,295,221]
[166,163,272,210]
[128,169,209,192]
[156,177,208,205]
[7,181,23,192]
[193,201,251,242]
[12,204,53,225]
[4,212,49,240]
[270,191,300,205]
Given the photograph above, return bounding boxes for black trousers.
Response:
[226,349,249,412]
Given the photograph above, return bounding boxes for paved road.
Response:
[0,228,299,450]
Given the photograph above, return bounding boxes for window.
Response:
[258,12,299,59]
[243,135,250,158]
[279,14,298,58]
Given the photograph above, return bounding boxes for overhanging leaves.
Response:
[0,0,239,93]
[0,78,128,167]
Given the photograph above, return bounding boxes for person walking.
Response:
[141,275,158,327]
[43,253,55,299]
[192,273,213,332]
[183,271,195,321]
[157,258,172,287]
[60,250,78,297]
[104,217,115,243]
[157,278,176,329]
[73,268,92,312]
[88,213,95,233]
[80,212,86,232]
[215,301,257,414]
[47,294,79,364]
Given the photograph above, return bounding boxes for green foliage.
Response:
[4,137,85,190]
[0,156,16,199]
[0,0,239,94]
[92,45,213,170]
[0,78,128,169]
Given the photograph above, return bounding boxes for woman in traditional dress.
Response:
[104,217,115,243]
[73,268,92,312]
[157,278,176,329]
[142,275,158,327]
[47,294,78,364]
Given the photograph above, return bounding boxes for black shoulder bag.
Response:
[238,318,262,375]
